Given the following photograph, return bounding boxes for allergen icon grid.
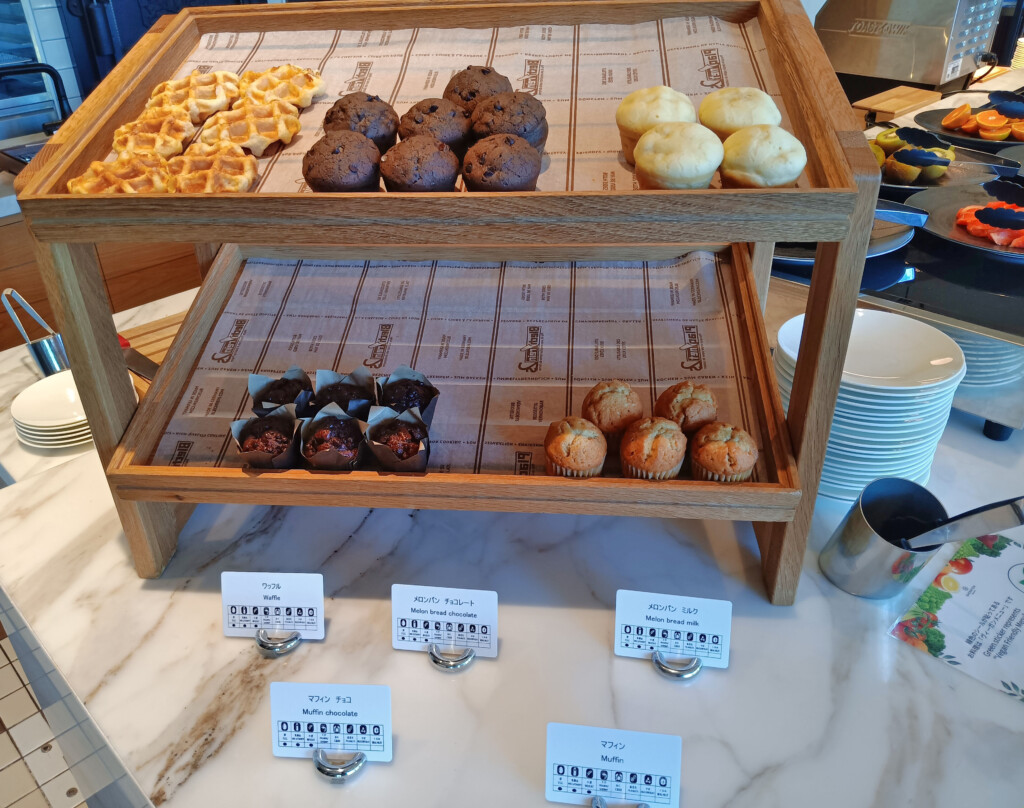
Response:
[551,763,673,805]
[227,603,319,632]
[277,720,386,753]
[618,622,723,661]
[395,616,494,650]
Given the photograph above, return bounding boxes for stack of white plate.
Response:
[931,325,1024,389]
[775,310,966,501]
[10,371,93,449]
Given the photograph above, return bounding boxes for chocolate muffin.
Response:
[374,420,427,460]
[257,375,312,406]
[443,65,513,113]
[462,134,542,192]
[240,418,292,457]
[471,91,548,150]
[302,130,380,192]
[323,93,399,153]
[303,416,362,460]
[381,377,437,411]
[399,98,473,157]
[380,135,460,192]
[314,381,372,410]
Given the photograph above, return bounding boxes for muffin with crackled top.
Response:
[690,421,758,483]
[654,381,717,435]
[581,380,643,447]
[619,417,686,481]
[544,416,607,478]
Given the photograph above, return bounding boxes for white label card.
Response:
[221,571,325,640]
[270,682,392,761]
[614,589,732,668]
[391,584,498,658]
[545,723,681,806]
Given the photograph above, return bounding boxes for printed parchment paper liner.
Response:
[230,404,300,469]
[364,405,430,472]
[312,367,377,420]
[299,402,367,471]
[249,366,314,417]
[376,364,440,427]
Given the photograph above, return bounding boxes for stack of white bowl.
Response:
[774,310,965,501]
[931,325,1024,389]
[10,370,93,449]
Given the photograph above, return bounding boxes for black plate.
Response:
[914,108,1021,153]
[997,143,1024,174]
[906,185,1024,264]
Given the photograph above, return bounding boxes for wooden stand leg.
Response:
[193,243,221,279]
[755,132,880,604]
[33,239,190,577]
[750,241,775,312]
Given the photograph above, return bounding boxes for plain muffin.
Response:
[615,86,696,165]
[690,421,758,483]
[654,381,718,434]
[581,380,643,445]
[721,124,806,188]
[544,416,607,478]
[619,417,686,480]
[698,86,781,140]
[633,122,723,190]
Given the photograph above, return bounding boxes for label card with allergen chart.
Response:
[546,723,681,806]
[615,589,732,668]
[270,682,392,761]
[391,584,499,658]
[221,572,325,640]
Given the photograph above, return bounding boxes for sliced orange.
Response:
[941,103,972,129]
[961,115,980,134]
[976,109,1008,128]
[1012,122,1024,141]
[979,125,1011,141]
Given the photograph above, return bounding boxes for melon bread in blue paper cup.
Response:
[365,405,430,472]
[231,403,300,468]
[311,367,378,419]
[377,365,440,426]
[249,366,314,416]
[300,402,367,470]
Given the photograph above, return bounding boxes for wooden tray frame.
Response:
[106,243,799,520]
[16,0,880,605]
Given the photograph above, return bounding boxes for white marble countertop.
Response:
[0,392,1022,806]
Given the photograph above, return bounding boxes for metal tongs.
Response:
[1,288,69,376]
[874,199,929,227]
[900,495,1024,551]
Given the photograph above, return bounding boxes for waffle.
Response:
[67,153,173,194]
[236,64,326,109]
[112,106,196,158]
[198,99,301,157]
[146,70,241,123]
[168,141,259,193]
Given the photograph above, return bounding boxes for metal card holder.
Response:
[651,652,702,681]
[255,628,302,658]
[592,797,650,808]
[427,642,476,672]
[313,749,368,783]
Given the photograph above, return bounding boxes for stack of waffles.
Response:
[68,65,325,194]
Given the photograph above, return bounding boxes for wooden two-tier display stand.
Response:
[15,0,878,605]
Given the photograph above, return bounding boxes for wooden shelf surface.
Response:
[107,242,800,521]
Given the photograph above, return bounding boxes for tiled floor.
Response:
[0,623,83,808]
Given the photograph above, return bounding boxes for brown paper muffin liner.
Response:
[691,457,753,483]
[546,458,605,478]
[621,459,683,481]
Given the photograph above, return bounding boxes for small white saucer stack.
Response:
[774,310,965,501]
[11,370,93,449]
